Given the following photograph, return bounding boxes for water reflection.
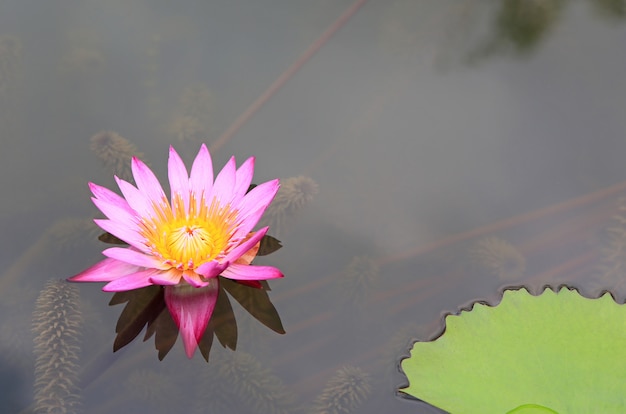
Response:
[0,0,625,412]
[381,0,626,68]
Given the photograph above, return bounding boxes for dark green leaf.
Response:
[144,307,179,361]
[98,232,128,245]
[110,285,166,352]
[221,277,285,334]
[210,285,238,350]
[258,235,282,256]
[198,325,214,362]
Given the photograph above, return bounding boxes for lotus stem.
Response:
[216,351,299,414]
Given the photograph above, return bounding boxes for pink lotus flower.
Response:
[69,144,283,357]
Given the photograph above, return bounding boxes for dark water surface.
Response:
[1,0,626,412]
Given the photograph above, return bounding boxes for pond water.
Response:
[1,0,626,412]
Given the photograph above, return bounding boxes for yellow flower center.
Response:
[140,192,238,270]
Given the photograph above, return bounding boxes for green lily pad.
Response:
[400,287,626,413]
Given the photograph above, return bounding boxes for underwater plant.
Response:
[310,366,372,414]
[216,351,298,414]
[336,256,380,308]
[400,286,626,413]
[487,0,565,54]
[469,236,526,281]
[122,369,183,413]
[165,84,216,146]
[90,131,147,183]
[178,83,215,128]
[69,144,283,358]
[590,0,626,18]
[167,115,207,144]
[32,280,82,414]
[591,196,626,300]
[260,175,318,236]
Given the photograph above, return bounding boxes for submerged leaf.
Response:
[400,287,626,413]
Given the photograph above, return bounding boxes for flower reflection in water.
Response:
[69,144,284,359]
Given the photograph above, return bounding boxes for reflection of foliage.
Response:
[469,236,526,281]
[260,176,319,236]
[590,0,626,19]
[400,287,626,413]
[90,130,147,182]
[485,0,565,54]
[32,280,82,414]
[217,351,299,414]
[591,197,626,300]
[336,256,380,308]
[310,366,372,414]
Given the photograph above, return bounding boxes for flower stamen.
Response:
[141,193,237,270]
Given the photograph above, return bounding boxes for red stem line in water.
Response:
[525,250,598,287]
[378,180,626,266]
[210,0,369,153]
[517,201,612,255]
[273,184,623,306]
[275,185,621,307]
